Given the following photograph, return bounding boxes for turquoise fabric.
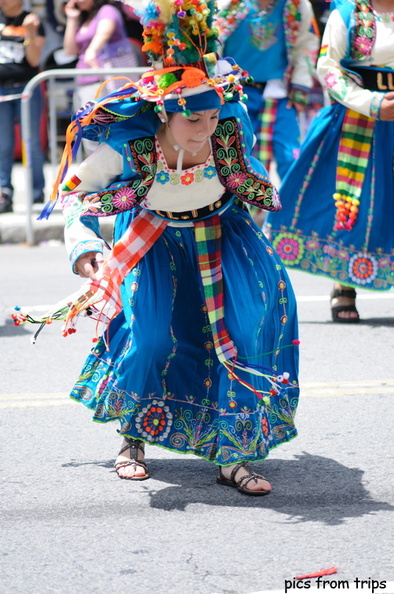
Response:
[222,0,288,82]
[70,203,300,465]
[264,102,394,290]
[66,95,300,464]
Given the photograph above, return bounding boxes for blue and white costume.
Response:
[216,0,319,178]
[265,0,394,291]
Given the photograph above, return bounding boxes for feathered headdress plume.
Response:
[139,0,219,67]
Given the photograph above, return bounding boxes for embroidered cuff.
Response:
[370,93,385,119]
[70,240,104,274]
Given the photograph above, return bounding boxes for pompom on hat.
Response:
[117,0,249,115]
[39,0,250,219]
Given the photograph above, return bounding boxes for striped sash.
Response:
[194,215,237,362]
[62,210,168,336]
[254,97,277,171]
[333,109,375,231]
[16,211,238,364]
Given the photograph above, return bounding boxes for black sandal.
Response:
[114,437,150,481]
[330,287,360,323]
[217,463,272,496]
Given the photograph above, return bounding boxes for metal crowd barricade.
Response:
[21,66,145,244]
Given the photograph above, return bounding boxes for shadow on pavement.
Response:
[359,316,394,327]
[0,317,32,337]
[299,317,394,326]
[62,451,393,525]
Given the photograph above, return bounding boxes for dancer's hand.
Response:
[379,92,394,121]
[75,251,103,281]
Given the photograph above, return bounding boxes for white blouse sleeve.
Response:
[61,143,123,271]
[316,8,383,117]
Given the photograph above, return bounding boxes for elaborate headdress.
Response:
[38,0,249,219]
[129,0,248,113]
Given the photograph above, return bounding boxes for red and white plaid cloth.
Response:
[62,209,168,337]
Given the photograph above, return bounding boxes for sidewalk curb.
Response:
[0,211,113,245]
[1,163,113,245]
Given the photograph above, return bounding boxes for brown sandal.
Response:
[217,463,271,496]
[114,437,150,481]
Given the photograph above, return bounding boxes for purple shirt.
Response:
[75,4,127,84]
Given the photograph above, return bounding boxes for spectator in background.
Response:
[115,0,145,62]
[46,0,65,33]
[63,0,142,154]
[0,0,46,213]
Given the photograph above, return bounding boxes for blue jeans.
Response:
[0,83,45,201]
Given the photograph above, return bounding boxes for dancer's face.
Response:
[165,109,220,154]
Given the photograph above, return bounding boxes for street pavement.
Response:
[1,242,393,594]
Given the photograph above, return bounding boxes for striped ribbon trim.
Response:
[334,109,375,230]
[336,110,374,193]
[194,215,237,362]
[62,174,81,192]
[254,97,277,170]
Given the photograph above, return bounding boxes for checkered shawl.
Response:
[62,210,168,336]
[254,98,277,171]
[195,215,237,362]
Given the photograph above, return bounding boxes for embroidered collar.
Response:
[155,138,214,176]
[351,0,376,58]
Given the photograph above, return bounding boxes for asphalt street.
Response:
[1,243,393,594]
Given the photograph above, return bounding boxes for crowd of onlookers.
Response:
[0,0,144,214]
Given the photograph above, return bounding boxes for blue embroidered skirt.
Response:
[70,203,300,465]
[265,102,394,290]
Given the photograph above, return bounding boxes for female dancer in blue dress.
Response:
[265,0,394,322]
[16,0,300,495]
